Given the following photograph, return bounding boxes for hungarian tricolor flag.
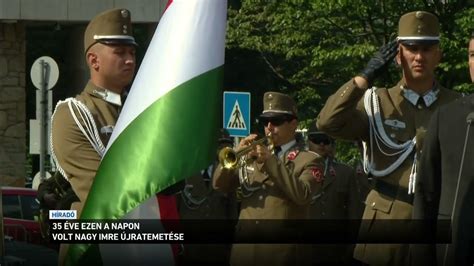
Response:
[66,0,227,264]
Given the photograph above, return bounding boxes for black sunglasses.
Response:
[259,116,293,127]
[308,134,333,145]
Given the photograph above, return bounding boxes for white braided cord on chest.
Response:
[362,87,417,194]
[50,98,106,181]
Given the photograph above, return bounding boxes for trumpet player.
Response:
[213,91,325,266]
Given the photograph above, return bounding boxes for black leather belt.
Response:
[374,180,413,205]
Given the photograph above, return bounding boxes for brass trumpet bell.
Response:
[218,135,273,170]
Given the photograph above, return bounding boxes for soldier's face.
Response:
[469,39,474,82]
[308,141,331,157]
[89,43,136,92]
[264,118,297,146]
[307,134,333,157]
[397,43,441,82]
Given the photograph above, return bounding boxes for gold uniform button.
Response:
[371,202,376,208]
[258,195,263,200]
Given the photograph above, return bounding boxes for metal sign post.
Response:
[39,60,50,181]
[30,56,59,184]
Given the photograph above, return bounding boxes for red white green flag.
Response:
[66,0,227,264]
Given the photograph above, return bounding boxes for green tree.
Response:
[224,0,474,163]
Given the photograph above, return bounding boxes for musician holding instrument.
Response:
[213,91,325,266]
[306,124,362,266]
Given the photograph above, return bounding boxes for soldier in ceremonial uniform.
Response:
[213,92,325,266]
[412,32,474,265]
[316,11,459,265]
[307,125,363,265]
[50,8,137,265]
[178,128,238,265]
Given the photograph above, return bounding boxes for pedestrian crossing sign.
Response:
[223,91,250,137]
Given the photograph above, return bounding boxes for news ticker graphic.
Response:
[49,219,452,244]
[50,220,184,243]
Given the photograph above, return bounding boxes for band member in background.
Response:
[307,124,363,265]
[178,128,238,265]
[213,91,325,265]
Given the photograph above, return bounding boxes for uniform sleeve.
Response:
[212,165,240,193]
[263,153,324,206]
[316,79,369,140]
[51,103,101,206]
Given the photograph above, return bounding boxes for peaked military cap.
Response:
[84,8,138,53]
[307,120,328,137]
[307,119,333,144]
[397,11,440,46]
[260,91,297,119]
[218,128,233,145]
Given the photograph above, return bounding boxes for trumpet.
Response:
[218,133,274,170]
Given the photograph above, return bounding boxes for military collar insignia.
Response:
[401,85,439,107]
[421,89,439,107]
[287,150,299,161]
[92,88,122,106]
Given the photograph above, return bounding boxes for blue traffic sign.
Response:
[223,91,250,137]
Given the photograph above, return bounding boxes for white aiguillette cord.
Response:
[50,98,105,181]
[363,87,417,193]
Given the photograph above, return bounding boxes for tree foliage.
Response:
[224,0,474,162]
